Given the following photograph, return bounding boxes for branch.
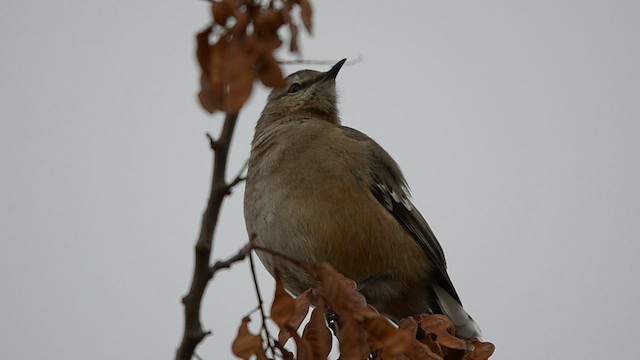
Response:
[176,112,239,360]
[248,251,276,357]
[278,54,363,67]
[209,243,252,277]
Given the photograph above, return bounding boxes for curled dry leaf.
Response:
[418,314,468,351]
[254,9,285,34]
[313,263,367,315]
[258,54,286,88]
[362,315,410,357]
[270,272,296,329]
[278,289,311,346]
[233,8,249,36]
[226,41,254,113]
[212,1,232,26]
[196,26,222,113]
[399,318,443,360]
[337,317,370,360]
[290,328,313,360]
[301,299,332,360]
[198,0,314,114]
[288,21,299,53]
[465,340,495,360]
[231,317,267,360]
[298,0,313,33]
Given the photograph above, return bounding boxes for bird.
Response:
[243,59,482,340]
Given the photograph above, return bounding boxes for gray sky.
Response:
[2,1,639,359]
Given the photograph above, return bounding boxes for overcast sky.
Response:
[2,1,639,359]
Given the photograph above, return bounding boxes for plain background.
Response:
[2,1,639,359]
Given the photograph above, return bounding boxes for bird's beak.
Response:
[324,58,347,81]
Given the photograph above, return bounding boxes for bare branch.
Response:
[209,243,252,277]
[248,251,276,357]
[278,54,363,67]
[176,112,239,360]
[224,160,248,195]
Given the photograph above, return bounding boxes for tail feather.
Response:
[433,285,482,340]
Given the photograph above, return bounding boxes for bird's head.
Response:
[259,58,347,126]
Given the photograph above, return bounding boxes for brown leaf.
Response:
[298,0,313,33]
[270,272,296,329]
[254,9,285,34]
[362,315,410,356]
[226,39,256,112]
[302,299,332,359]
[211,1,232,26]
[290,328,313,360]
[195,26,212,70]
[231,317,267,360]
[233,9,249,36]
[256,32,283,54]
[418,314,467,351]
[200,36,230,113]
[196,27,213,113]
[281,1,292,25]
[338,317,370,360]
[399,318,443,360]
[404,340,444,360]
[278,289,311,345]
[288,21,299,53]
[258,54,286,88]
[313,263,367,315]
[465,340,495,360]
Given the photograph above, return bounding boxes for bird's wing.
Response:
[339,126,462,304]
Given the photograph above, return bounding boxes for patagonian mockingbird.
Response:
[244,59,482,340]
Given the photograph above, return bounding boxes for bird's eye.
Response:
[287,83,303,94]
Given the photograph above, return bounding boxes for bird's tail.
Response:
[433,285,482,340]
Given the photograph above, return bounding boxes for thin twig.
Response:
[248,251,276,357]
[209,243,252,278]
[224,159,248,195]
[278,54,363,66]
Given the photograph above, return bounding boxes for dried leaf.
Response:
[313,263,367,315]
[398,317,419,337]
[196,27,214,113]
[418,314,467,351]
[257,33,283,54]
[288,21,299,53]
[338,317,370,360]
[270,272,296,329]
[399,318,443,360]
[278,289,311,345]
[233,9,249,36]
[198,36,230,113]
[465,340,495,360]
[254,9,285,34]
[231,317,267,360]
[226,39,256,112]
[258,54,286,88]
[290,328,313,360]
[301,299,332,359]
[211,1,232,26]
[195,26,212,70]
[281,1,292,25]
[362,315,410,356]
[405,341,444,360]
[298,0,313,33]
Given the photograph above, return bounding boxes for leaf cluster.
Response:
[197,0,313,114]
[233,263,494,360]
